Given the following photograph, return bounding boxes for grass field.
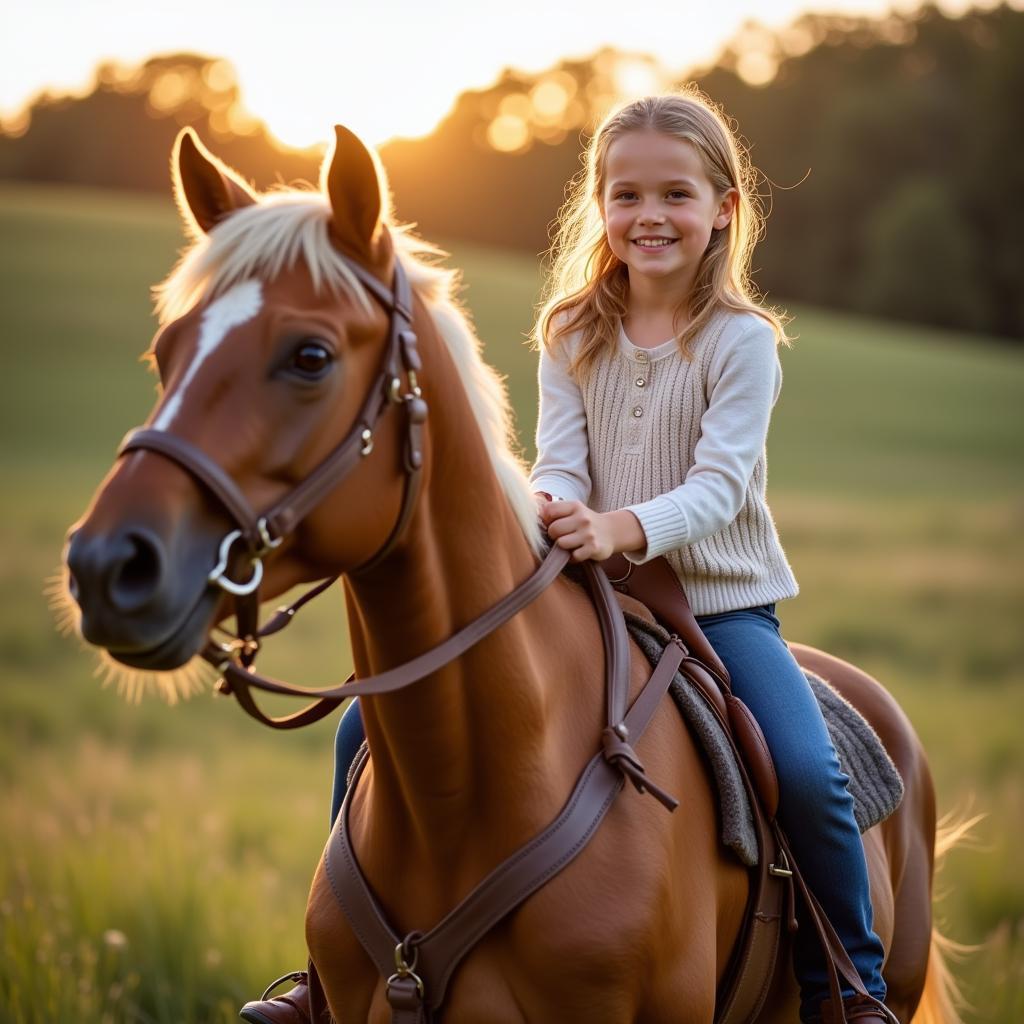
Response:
[1,182,1022,1022]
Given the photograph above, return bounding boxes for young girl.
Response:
[528,90,893,1024]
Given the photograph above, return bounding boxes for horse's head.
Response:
[62,126,434,678]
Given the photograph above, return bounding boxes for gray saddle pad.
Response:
[624,612,905,868]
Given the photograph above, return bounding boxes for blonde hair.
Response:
[534,85,791,377]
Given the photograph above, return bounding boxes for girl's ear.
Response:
[172,128,257,236]
[322,125,386,262]
[713,188,739,231]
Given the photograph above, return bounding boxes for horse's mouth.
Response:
[96,585,223,672]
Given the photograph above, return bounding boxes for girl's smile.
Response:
[631,236,679,249]
[601,129,735,292]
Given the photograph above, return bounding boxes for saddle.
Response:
[599,554,897,1024]
[600,553,793,1021]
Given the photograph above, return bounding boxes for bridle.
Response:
[118,253,428,681]
[115,247,575,731]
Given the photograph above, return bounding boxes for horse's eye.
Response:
[290,340,333,377]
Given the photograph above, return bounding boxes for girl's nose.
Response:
[637,209,666,225]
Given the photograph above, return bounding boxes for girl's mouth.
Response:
[631,238,678,249]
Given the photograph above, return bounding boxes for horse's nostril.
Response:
[106,529,166,613]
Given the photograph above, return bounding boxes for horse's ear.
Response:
[322,125,385,260]
[172,127,257,236]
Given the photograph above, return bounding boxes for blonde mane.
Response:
[153,188,545,558]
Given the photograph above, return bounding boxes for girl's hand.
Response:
[540,499,646,562]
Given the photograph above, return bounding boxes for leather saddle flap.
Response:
[600,553,731,684]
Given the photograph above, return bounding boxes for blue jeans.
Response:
[696,604,887,1016]
[330,697,366,827]
[329,604,887,1016]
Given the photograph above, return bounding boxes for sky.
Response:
[2,0,994,148]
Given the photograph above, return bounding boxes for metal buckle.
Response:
[769,848,794,878]
[256,517,283,556]
[207,529,264,596]
[389,374,422,404]
[385,939,425,999]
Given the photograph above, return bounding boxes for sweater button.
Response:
[635,376,646,388]
[635,351,649,363]
[632,406,644,418]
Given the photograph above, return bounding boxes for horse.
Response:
[61,124,958,1023]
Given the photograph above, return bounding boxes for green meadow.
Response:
[1,183,1021,1022]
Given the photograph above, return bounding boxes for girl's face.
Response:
[600,129,736,290]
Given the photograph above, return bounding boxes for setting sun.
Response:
[243,78,454,149]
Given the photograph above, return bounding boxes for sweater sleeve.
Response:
[529,338,592,504]
[624,321,782,563]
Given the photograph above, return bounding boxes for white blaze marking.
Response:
[153,279,263,430]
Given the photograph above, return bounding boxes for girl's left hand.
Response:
[539,499,646,562]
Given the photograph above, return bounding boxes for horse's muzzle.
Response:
[65,523,219,668]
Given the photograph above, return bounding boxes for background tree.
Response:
[2,4,1020,340]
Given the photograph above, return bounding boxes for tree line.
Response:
[1,3,1020,341]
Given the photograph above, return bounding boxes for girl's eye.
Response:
[290,340,333,377]
[668,190,690,200]
[617,191,638,201]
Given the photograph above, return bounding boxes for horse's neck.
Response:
[341,325,577,879]
[344,484,543,794]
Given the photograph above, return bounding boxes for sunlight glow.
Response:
[488,114,531,153]
[243,73,457,149]
[0,0,996,150]
[737,51,780,85]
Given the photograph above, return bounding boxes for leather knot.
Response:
[601,727,679,812]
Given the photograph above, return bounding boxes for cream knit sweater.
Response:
[530,310,799,615]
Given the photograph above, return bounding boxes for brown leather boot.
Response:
[239,971,311,1024]
[807,993,900,1023]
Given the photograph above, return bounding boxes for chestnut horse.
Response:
[62,126,956,1023]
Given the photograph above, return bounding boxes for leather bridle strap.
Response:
[257,256,421,546]
[324,560,685,1020]
[119,429,267,545]
[590,549,678,811]
[119,257,421,554]
[199,543,572,729]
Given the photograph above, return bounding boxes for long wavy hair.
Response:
[534,86,791,377]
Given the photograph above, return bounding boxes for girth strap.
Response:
[323,561,685,1020]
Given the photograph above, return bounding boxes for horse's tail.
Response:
[910,812,983,1024]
